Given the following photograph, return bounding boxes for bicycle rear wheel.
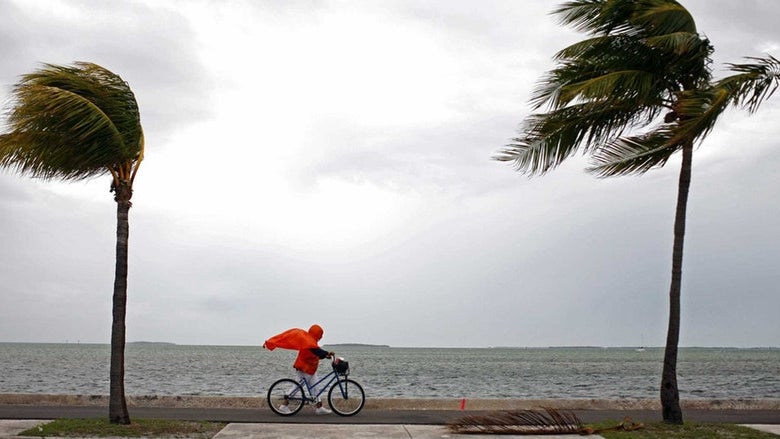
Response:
[267,378,305,416]
[327,378,365,416]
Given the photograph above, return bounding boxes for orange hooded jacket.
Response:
[264,324,326,375]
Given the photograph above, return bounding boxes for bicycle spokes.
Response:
[327,378,365,416]
[268,378,306,416]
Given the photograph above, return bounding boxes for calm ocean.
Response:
[0,343,778,400]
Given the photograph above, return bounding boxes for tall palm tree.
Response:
[495,0,780,424]
[0,62,143,424]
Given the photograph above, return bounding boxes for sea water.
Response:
[0,343,777,399]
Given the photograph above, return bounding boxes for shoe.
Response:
[277,405,292,414]
[315,406,332,415]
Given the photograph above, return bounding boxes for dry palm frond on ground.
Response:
[448,407,582,435]
[447,407,644,435]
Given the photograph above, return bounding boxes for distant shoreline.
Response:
[127,341,177,346]
[328,343,391,348]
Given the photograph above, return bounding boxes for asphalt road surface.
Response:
[1,405,778,425]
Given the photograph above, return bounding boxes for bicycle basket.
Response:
[333,358,349,375]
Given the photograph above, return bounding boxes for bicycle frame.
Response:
[289,365,350,402]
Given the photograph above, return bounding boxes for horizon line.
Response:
[1,341,778,349]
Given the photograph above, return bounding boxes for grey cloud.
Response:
[1,1,778,348]
[0,0,214,140]
[294,111,525,197]
[685,0,780,68]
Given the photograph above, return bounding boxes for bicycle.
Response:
[267,357,365,416]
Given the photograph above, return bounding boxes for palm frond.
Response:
[554,35,608,62]
[589,130,680,176]
[559,70,659,106]
[587,57,779,179]
[552,0,603,32]
[671,87,730,143]
[496,99,660,175]
[555,0,695,37]
[497,0,767,186]
[0,131,105,180]
[448,408,584,435]
[553,34,648,64]
[630,0,697,35]
[20,63,142,157]
[643,31,704,55]
[13,84,125,151]
[0,62,142,182]
[448,408,645,436]
[721,55,780,112]
[588,87,726,178]
[554,0,634,35]
[538,32,693,111]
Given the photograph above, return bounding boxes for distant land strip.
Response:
[328,343,391,348]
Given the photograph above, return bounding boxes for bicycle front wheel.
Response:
[267,378,305,416]
[327,378,365,416]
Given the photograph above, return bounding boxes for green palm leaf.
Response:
[629,1,697,35]
[554,0,695,36]
[590,130,679,176]
[644,32,704,54]
[0,62,142,182]
[590,56,780,176]
[721,55,780,112]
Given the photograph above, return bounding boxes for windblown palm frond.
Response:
[0,62,143,182]
[644,32,705,54]
[447,408,645,435]
[554,0,695,37]
[501,0,710,176]
[553,0,633,35]
[496,98,660,175]
[721,55,780,112]
[448,408,584,435]
[559,70,660,106]
[629,0,697,35]
[590,56,780,177]
[590,130,679,176]
[538,35,666,110]
[588,88,723,176]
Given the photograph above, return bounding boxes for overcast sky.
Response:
[1,0,778,348]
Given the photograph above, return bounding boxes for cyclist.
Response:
[264,324,334,415]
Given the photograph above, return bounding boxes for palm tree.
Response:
[0,62,143,424]
[495,0,780,424]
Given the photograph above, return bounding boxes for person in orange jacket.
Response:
[264,324,334,414]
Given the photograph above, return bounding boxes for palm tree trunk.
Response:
[109,181,132,424]
[661,142,692,424]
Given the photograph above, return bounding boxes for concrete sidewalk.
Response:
[213,423,605,438]
[2,420,780,439]
[0,420,606,438]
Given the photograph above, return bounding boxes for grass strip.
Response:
[597,421,778,439]
[18,418,778,438]
[18,418,226,438]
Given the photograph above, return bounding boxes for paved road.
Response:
[1,405,779,425]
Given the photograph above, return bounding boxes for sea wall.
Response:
[0,394,778,411]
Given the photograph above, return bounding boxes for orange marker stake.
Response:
[460,398,466,410]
